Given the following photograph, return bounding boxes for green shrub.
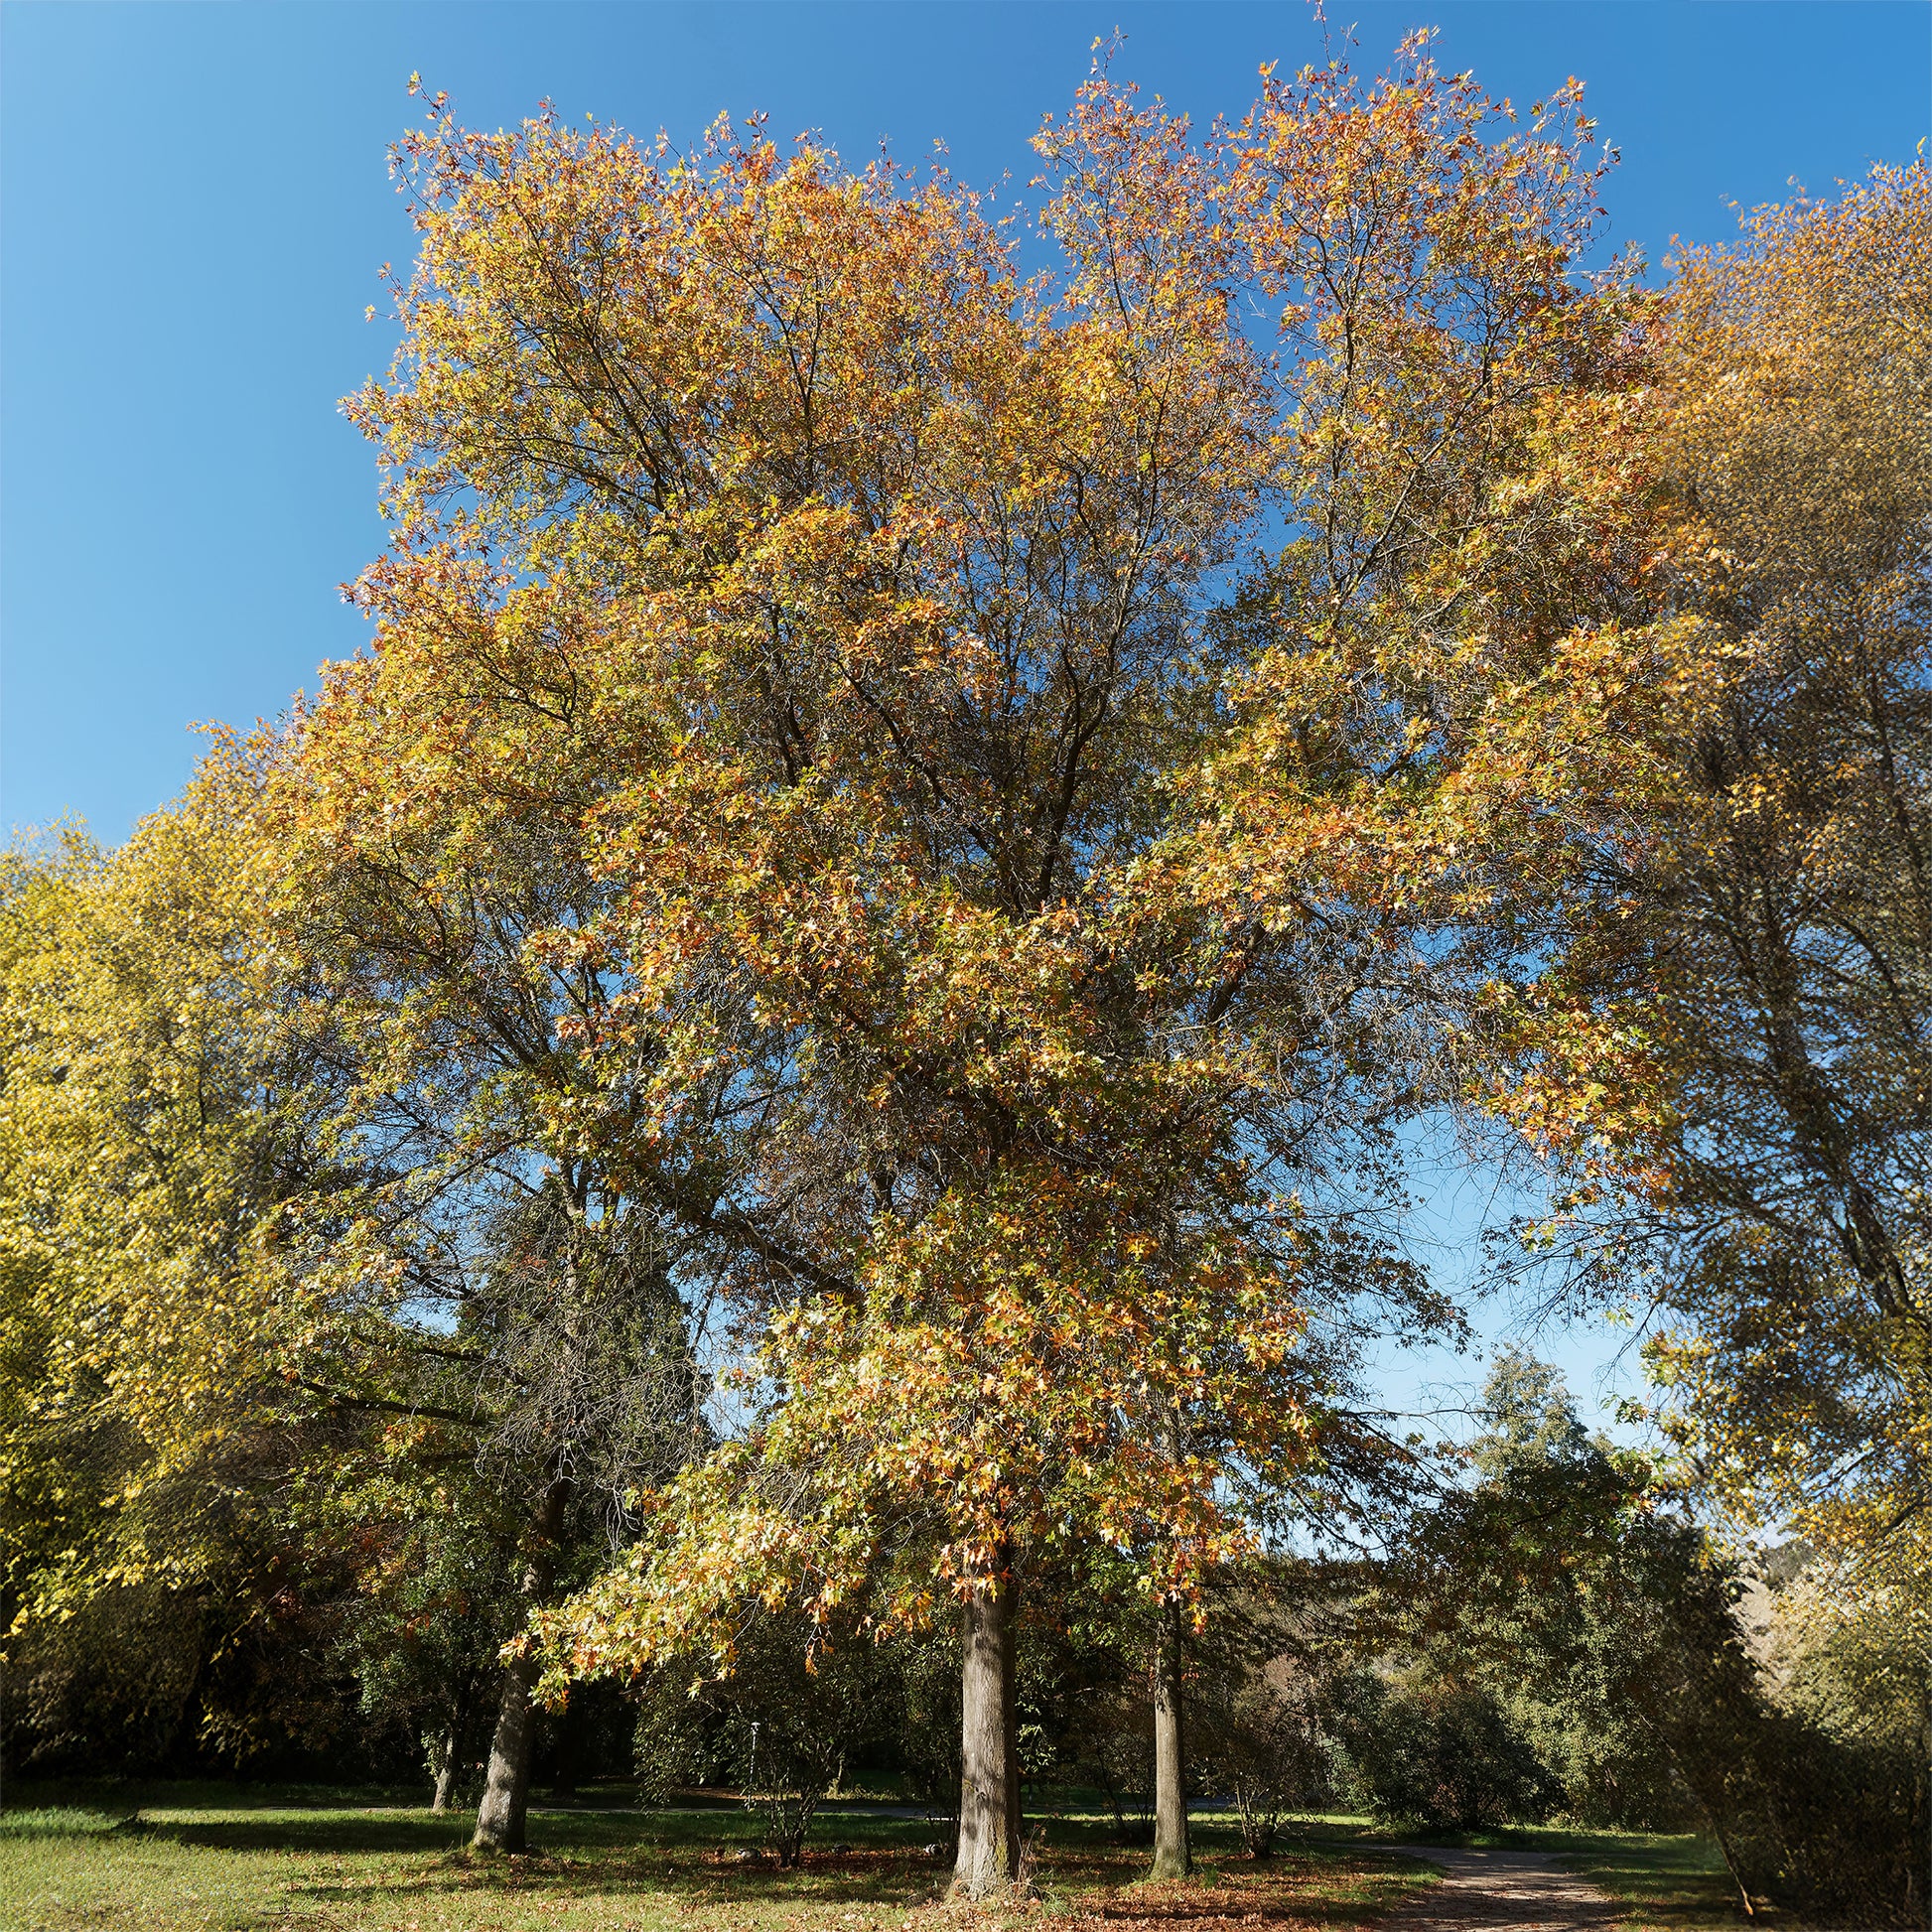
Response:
[1340,1678,1555,1830]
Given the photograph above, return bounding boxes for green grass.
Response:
[1544,1834,1740,1931]
[0,1785,1437,1932]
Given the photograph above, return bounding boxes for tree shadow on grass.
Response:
[280,1842,951,1917]
[144,1813,476,1856]
[153,1803,910,1859]
[9,1777,426,1815]
[1553,1850,1739,1931]
[267,1842,1433,1932]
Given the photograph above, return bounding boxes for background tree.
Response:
[0,788,352,1777]
[1339,1676,1555,1833]
[699,1611,898,1866]
[246,539,711,1849]
[1387,1353,1915,1920]
[1188,1588,1338,1859]
[312,1452,526,1812]
[1460,161,1932,1616]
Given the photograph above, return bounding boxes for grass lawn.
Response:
[1541,1834,1741,1931]
[0,1785,1436,1932]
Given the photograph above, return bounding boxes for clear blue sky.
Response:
[4,1,1926,845]
[3,2,1927,1435]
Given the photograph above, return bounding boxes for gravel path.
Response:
[1383,1845,1621,1932]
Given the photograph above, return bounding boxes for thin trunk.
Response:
[951,1561,1021,1899]
[1922,1675,1930,1932]
[1706,1809,1757,1920]
[1648,1721,1753,1919]
[1149,1603,1190,1880]
[473,1476,570,1855]
[429,1721,461,1814]
[1090,1754,1128,1840]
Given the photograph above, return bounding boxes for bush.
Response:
[1193,1645,1337,1857]
[642,1613,895,1866]
[1341,1678,1555,1830]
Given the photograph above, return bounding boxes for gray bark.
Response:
[1149,1604,1190,1879]
[951,1565,1021,1899]
[429,1723,460,1814]
[472,1477,569,1855]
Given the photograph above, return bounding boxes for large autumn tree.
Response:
[279,29,1639,1895]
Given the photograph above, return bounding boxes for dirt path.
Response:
[1383,1845,1621,1932]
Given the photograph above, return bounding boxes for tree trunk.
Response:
[1005,1611,1023,1861]
[429,1721,461,1814]
[473,1476,569,1855]
[1647,1720,1754,1919]
[951,1562,1022,1899]
[1150,1603,1190,1880]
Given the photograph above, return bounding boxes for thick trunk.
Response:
[473,1477,569,1855]
[1150,1605,1190,1880]
[473,1652,542,1852]
[429,1722,461,1814]
[951,1565,1022,1899]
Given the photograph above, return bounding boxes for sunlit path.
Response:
[1383,1848,1618,1932]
